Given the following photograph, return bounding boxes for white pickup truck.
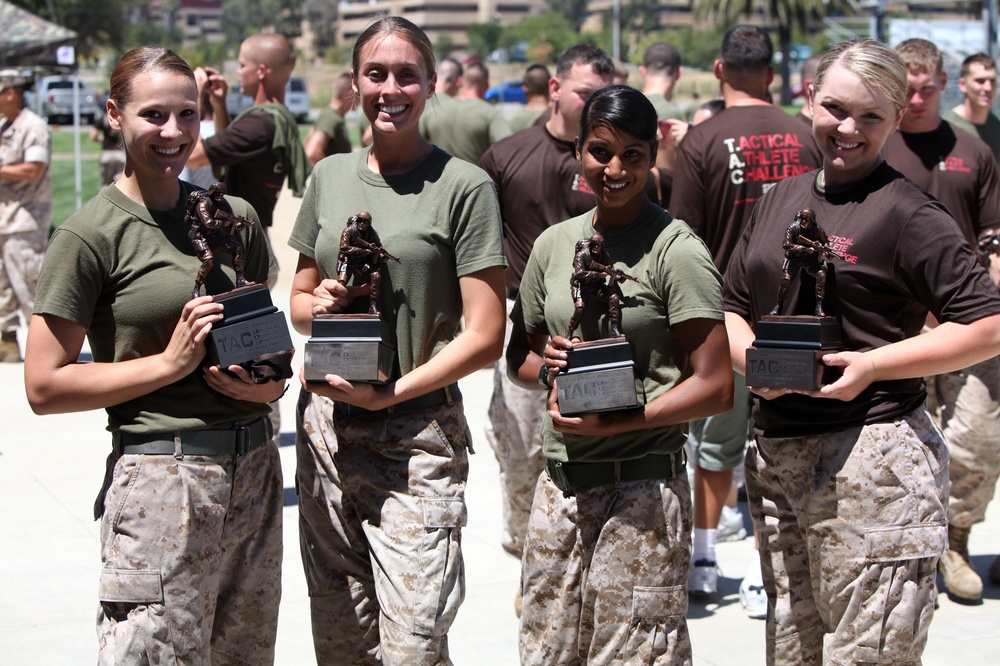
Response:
[27,75,99,125]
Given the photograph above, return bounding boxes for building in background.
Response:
[150,0,225,45]
[336,0,545,51]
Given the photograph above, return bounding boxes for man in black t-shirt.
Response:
[186,33,309,231]
[886,38,1000,604]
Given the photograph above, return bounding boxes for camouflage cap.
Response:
[0,69,30,93]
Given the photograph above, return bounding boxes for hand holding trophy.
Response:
[746,209,844,390]
[303,212,397,383]
[554,234,642,415]
[186,183,294,383]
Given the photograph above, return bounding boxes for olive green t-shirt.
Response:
[511,205,724,462]
[506,107,547,134]
[944,108,1000,164]
[33,183,277,433]
[288,146,506,377]
[645,92,681,122]
[419,94,513,164]
[311,106,353,158]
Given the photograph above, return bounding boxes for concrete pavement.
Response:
[1,187,998,664]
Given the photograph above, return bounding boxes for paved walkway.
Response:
[2,188,998,664]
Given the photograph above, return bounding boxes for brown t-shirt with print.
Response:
[479,124,598,294]
[723,163,1000,437]
[670,105,822,272]
[882,120,1000,243]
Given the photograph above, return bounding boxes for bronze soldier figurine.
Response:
[566,233,637,339]
[770,209,844,317]
[187,182,252,298]
[337,211,399,315]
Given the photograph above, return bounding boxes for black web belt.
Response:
[114,417,272,456]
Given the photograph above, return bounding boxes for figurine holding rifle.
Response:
[566,233,637,339]
[770,208,842,317]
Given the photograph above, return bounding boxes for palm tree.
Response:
[692,0,859,105]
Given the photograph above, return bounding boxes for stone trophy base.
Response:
[556,337,643,416]
[745,315,843,390]
[207,283,294,368]
[303,314,393,384]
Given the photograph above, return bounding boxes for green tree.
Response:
[467,22,502,59]
[545,0,590,33]
[222,0,303,44]
[301,0,338,57]
[604,0,662,59]
[504,12,594,64]
[633,26,728,71]
[435,32,456,60]
[692,0,858,104]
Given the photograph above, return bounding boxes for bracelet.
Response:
[538,362,552,389]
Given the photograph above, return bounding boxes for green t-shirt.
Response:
[944,108,1000,164]
[311,106,353,157]
[288,146,506,377]
[511,205,724,463]
[506,107,546,134]
[419,94,513,164]
[645,92,681,122]
[33,183,277,434]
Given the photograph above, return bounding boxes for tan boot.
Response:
[0,332,20,363]
[938,525,982,603]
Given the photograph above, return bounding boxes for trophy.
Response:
[555,234,644,415]
[303,212,396,383]
[187,183,294,383]
[745,209,844,390]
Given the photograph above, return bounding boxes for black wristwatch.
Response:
[538,363,553,389]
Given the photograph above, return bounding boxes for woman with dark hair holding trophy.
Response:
[24,47,285,662]
[723,39,1000,664]
[506,84,733,664]
[287,16,506,664]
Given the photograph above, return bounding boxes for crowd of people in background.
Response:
[7,12,1000,665]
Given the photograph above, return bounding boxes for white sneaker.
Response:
[688,559,720,596]
[717,507,748,542]
[739,577,767,619]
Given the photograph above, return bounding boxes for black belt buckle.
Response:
[234,426,251,456]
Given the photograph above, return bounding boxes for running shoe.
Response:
[688,559,720,596]
[739,577,768,619]
[717,507,748,542]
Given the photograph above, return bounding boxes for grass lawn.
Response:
[50,127,102,229]
[52,127,101,155]
[50,123,362,229]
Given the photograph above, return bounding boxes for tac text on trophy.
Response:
[187,182,294,383]
[303,211,397,383]
[555,234,643,415]
[746,209,844,390]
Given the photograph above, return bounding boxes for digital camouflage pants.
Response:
[747,409,948,666]
[296,389,471,666]
[97,440,283,665]
[519,469,693,665]
[928,357,1000,529]
[485,338,546,556]
[0,229,46,333]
